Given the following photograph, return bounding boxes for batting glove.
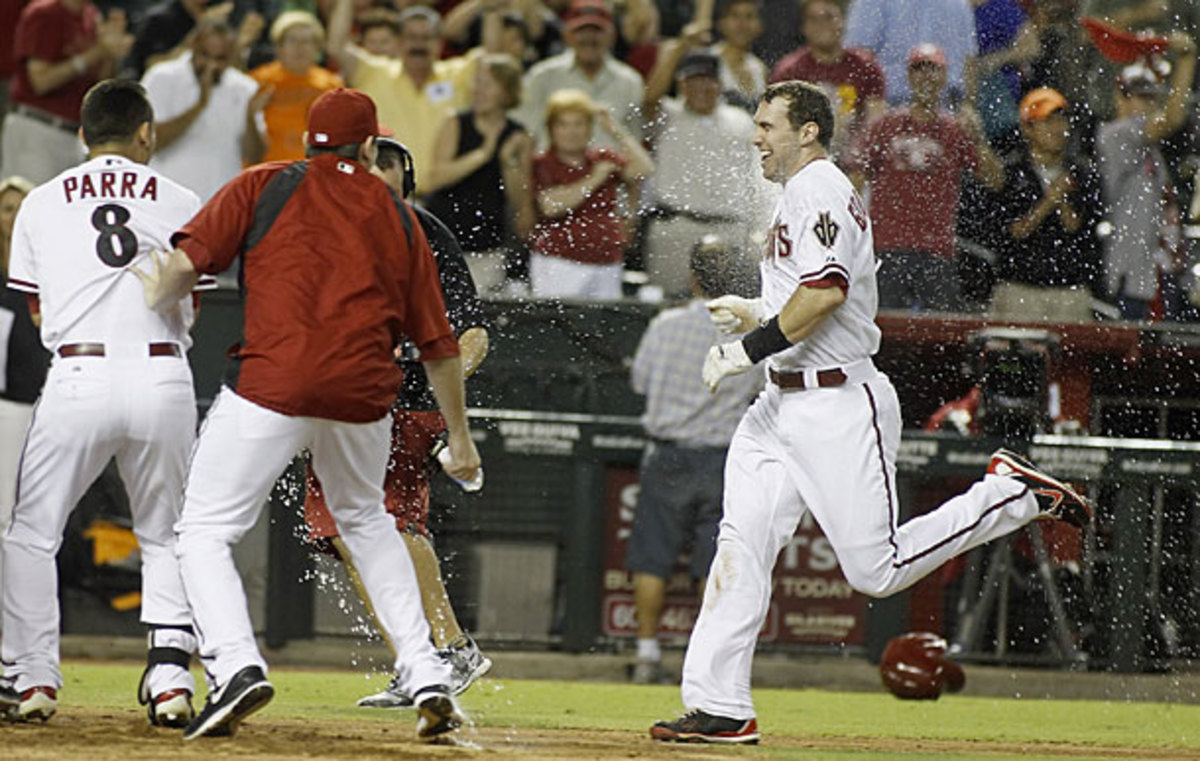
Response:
[706,295,764,334]
[702,341,753,392]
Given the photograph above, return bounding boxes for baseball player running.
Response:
[304,136,493,708]
[0,80,213,726]
[132,88,480,742]
[650,80,1093,744]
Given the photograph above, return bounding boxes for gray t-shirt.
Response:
[1096,114,1173,301]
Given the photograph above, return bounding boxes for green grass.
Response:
[54,660,1200,757]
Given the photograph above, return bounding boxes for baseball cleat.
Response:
[16,686,58,723]
[650,709,760,744]
[0,679,20,721]
[414,687,464,740]
[356,675,414,709]
[440,635,492,696]
[148,688,194,728]
[987,449,1093,528]
[183,666,273,740]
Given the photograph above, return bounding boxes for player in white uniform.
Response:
[0,80,214,726]
[650,80,1093,744]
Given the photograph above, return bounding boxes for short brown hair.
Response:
[761,80,834,149]
[480,53,523,110]
[544,89,595,132]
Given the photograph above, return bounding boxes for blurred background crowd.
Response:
[1,0,1199,321]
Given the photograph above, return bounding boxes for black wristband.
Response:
[741,316,792,364]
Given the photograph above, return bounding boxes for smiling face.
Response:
[753,96,809,183]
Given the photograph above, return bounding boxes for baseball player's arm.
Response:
[422,356,481,481]
[128,247,200,312]
[457,326,489,377]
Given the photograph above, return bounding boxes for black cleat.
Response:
[987,448,1093,528]
[650,709,760,744]
[183,666,273,740]
[414,686,464,740]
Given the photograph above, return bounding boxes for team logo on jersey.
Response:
[813,211,839,249]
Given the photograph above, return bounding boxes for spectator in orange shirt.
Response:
[250,11,343,163]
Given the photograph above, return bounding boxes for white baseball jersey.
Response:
[760,158,880,370]
[7,155,215,351]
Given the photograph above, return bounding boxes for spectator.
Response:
[968,0,1038,145]
[424,54,536,293]
[528,88,653,299]
[625,237,762,685]
[250,11,343,163]
[0,175,48,636]
[1025,0,1096,120]
[1096,35,1197,320]
[641,51,761,299]
[989,88,1103,322]
[516,0,645,151]
[713,0,767,111]
[770,0,886,157]
[2,0,133,183]
[125,0,267,80]
[442,0,551,62]
[848,44,1004,312]
[844,0,977,106]
[356,8,403,58]
[327,1,478,195]
[142,20,269,201]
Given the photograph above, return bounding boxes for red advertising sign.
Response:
[601,465,865,645]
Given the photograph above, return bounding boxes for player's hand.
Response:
[705,295,764,334]
[128,249,174,312]
[702,341,753,392]
[439,429,483,490]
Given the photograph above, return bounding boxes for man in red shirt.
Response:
[847,43,1003,312]
[132,88,481,743]
[2,0,132,183]
[769,0,886,158]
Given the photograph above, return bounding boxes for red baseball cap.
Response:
[306,88,381,147]
[1019,87,1068,123]
[907,43,947,69]
[565,0,613,32]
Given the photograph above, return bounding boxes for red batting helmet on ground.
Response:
[879,632,966,700]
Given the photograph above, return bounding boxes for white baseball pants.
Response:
[2,349,196,692]
[176,387,450,693]
[681,368,1039,720]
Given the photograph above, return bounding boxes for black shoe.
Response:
[650,709,760,744]
[183,666,274,741]
[414,686,463,740]
[0,679,18,721]
[987,449,1093,528]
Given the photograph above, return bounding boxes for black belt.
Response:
[15,104,80,133]
[769,367,847,390]
[58,342,182,358]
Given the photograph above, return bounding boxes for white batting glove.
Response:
[702,341,753,392]
[705,295,764,334]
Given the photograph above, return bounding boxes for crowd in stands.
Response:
[1,0,1199,321]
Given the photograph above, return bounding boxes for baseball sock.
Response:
[637,638,661,662]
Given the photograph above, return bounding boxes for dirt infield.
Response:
[2,708,1195,760]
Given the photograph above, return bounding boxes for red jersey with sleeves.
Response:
[529,147,628,265]
[848,109,978,259]
[761,159,880,370]
[173,154,458,423]
[10,0,100,120]
[769,47,885,128]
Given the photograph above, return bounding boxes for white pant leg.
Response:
[115,356,196,627]
[310,417,451,694]
[786,375,1039,598]
[680,391,804,720]
[175,389,310,687]
[0,397,34,636]
[2,360,121,691]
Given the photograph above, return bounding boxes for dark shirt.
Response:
[423,111,523,252]
[0,272,49,403]
[396,204,487,410]
[994,152,1102,290]
[175,155,458,423]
